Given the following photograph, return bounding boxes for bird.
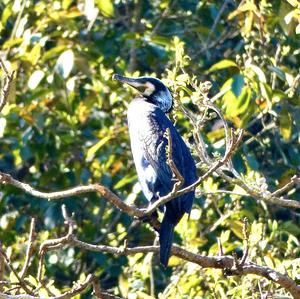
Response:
[113,74,197,267]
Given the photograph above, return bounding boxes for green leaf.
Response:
[268,66,286,81]
[206,59,238,73]
[260,82,272,101]
[43,45,67,61]
[86,136,112,160]
[149,35,172,46]
[96,0,114,17]
[231,74,244,97]
[226,220,244,239]
[279,106,292,141]
[114,174,137,189]
[236,87,252,114]
[272,90,286,102]
[248,64,266,83]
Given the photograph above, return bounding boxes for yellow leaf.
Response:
[228,3,257,20]
[96,0,114,17]
[206,59,238,73]
[286,0,299,7]
[227,220,244,239]
[29,44,41,65]
[244,10,254,33]
[136,291,156,299]
[86,136,112,160]
[279,107,292,141]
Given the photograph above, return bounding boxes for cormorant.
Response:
[113,74,197,267]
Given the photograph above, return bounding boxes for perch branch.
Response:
[33,206,300,298]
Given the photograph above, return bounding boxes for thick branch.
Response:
[61,239,300,298]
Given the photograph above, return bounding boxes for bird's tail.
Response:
[159,215,175,267]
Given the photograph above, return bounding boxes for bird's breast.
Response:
[127,102,159,201]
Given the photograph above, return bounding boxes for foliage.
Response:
[0,0,299,298]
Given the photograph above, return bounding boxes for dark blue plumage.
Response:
[113,74,197,267]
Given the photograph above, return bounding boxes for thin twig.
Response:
[0,244,4,293]
[20,218,36,279]
[204,0,231,47]
[272,175,300,197]
[0,58,15,113]
[0,246,33,295]
[0,274,94,299]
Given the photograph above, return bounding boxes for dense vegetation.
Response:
[0,0,299,298]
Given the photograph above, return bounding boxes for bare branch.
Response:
[0,58,15,113]
[272,175,300,197]
[20,218,36,279]
[62,240,300,298]
[0,274,93,299]
[0,172,143,217]
[0,246,33,295]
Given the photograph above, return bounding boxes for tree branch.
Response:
[0,58,15,113]
[0,274,94,299]
[20,218,36,279]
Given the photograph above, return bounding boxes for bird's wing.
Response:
[141,108,185,195]
[141,108,197,223]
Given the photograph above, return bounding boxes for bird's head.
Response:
[113,74,173,113]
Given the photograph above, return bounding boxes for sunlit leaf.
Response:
[54,49,74,78]
[86,136,112,160]
[114,174,137,189]
[226,220,244,239]
[43,45,67,61]
[1,5,12,25]
[279,106,292,141]
[248,64,266,83]
[260,83,272,101]
[149,35,172,46]
[286,0,299,7]
[96,0,114,17]
[136,291,156,299]
[206,59,238,73]
[2,38,23,49]
[0,118,6,138]
[28,70,45,89]
[228,3,257,20]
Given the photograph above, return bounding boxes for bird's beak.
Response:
[113,74,145,91]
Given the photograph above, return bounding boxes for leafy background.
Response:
[0,0,299,298]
